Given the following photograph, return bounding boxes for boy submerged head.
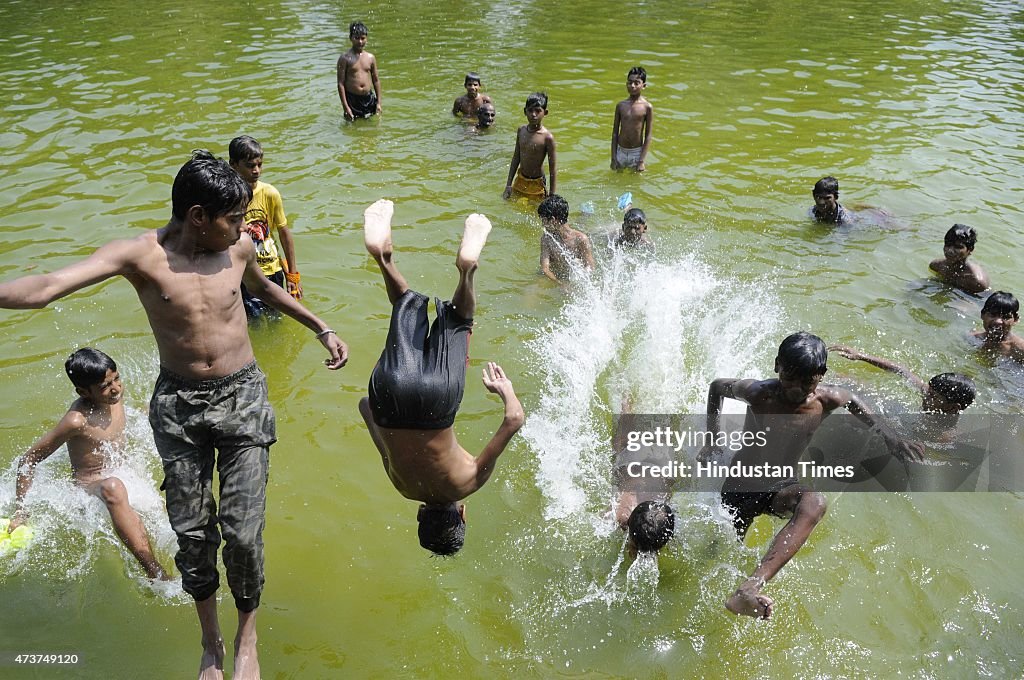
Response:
[475,102,496,129]
[417,502,466,556]
[923,373,976,414]
[65,348,122,405]
[626,500,675,553]
[811,176,849,224]
[615,208,653,249]
[979,291,1019,342]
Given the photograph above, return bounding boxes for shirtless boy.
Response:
[810,176,853,225]
[503,92,557,200]
[700,332,922,620]
[359,200,524,556]
[452,72,493,118]
[972,291,1024,362]
[538,194,595,284]
[10,348,169,580]
[929,223,990,295]
[610,66,653,172]
[337,21,381,120]
[0,151,348,680]
[612,410,675,556]
[613,208,653,250]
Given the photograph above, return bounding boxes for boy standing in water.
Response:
[0,151,348,680]
[453,72,493,118]
[972,291,1024,362]
[610,66,653,172]
[538,194,595,283]
[337,21,381,120]
[359,200,524,556]
[503,92,557,200]
[929,223,990,295]
[228,136,303,319]
[700,332,922,620]
[10,348,169,580]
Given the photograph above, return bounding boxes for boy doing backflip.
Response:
[453,72,493,118]
[503,92,557,201]
[0,152,348,680]
[929,223,990,295]
[229,135,303,318]
[700,332,922,620]
[10,348,169,580]
[337,21,381,120]
[359,200,524,556]
[610,66,653,172]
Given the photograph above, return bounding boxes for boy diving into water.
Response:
[359,200,525,556]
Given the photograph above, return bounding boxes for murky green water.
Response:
[1,0,1023,677]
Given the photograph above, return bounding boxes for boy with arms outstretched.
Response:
[610,66,653,172]
[337,21,381,120]
[452,72,493,118]
[228,135,303,319]
[359,200,524,556]
[700,332,922,620]
[929,223,990,295]
[10,348,169,580]
[0,151,348,680]
[503,92,556,200]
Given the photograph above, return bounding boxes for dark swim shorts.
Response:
[368,289,472,430]
[720,478,800,537]
[347,89,378,118]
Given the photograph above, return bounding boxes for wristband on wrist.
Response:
[315,328,335,340]
[285,271,301,284]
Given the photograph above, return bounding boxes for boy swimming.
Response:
[613,208,653,250]
[359,200,524,556]
[929,223,990,295]
[538,194,595,284]
[453,72,493,118]
[972,291,1024,362]
[337,21,381,120]
[610,66,653,172]
[700,332,922,619]
[503,92,557,200]
[10,348,169,580]
[472,102,496,132]
[612,409,675,556]
[809,176,853,225]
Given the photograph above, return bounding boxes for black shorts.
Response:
[347,89,378,118]
[368,290,472,429]
[720,479,800,536]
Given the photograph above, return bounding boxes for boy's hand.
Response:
[890,436,925,463]
[636,161,646,172]
[828,344,861,361]
[482,362,515,399]
[7,513,26,532]
[610,158,619,170]
[502,185,513,200]
[375,101,382,115]
[319,332,349,369]
[287,280,304,300]
[343,107,354,121]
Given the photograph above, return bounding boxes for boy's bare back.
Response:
[540,227,594,281]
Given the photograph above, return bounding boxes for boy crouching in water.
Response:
[700,332,922,619]
[10,348,169,580]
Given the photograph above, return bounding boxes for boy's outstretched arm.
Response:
[828,344,927,394]
[0,239,135,309]
[610,105,621,169]
[241,244,348,369]
[547,134,557,196]
[503,135,521,199]
[831,387,925,462]
[638,104,653,172]
[698,378,755,461]
[9,413,83,529]
[470,363,525,493]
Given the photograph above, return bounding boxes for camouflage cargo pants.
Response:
[149,361,276,612]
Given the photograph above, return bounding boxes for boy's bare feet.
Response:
[725,579,774,619]
[232,634,260,680]
[198,639,225,680]
[364,199,395,259]
[457,213,491,271]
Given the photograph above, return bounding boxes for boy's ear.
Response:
[74,386,88,398]
[186,204,207,227]
[773,357,781,373]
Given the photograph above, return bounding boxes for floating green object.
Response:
[0,517,32,554]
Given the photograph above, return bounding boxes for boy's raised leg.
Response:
[89,477,169,580]
[452,213,491,318]
[232,608,260,680]
[364,199,409,304]
[196,596,225,680]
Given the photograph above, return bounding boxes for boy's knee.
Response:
[99,477,128,505]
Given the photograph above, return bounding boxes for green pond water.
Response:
[1,0,1023,677]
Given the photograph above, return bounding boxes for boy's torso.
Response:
[517,125,551,176]
[342,50,374,93]
[616,98,649,147]
[68,400,127,483]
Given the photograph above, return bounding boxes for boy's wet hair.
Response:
[981,291,1019,318]
[928,373,976,410]
[464,72,482,86]
[777,331,828,376]
[172,150,253,221]
[228,135,263,164]
[538,194,569,225]
[628,66,647,83]
[813,176,840,197]
[349,21,368,37]
[65,348,117,390]
[627,501,675,553]
[417,505,465,556]
[623,208,646,227]
[944,223,977,250]
[525,92,548,110]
